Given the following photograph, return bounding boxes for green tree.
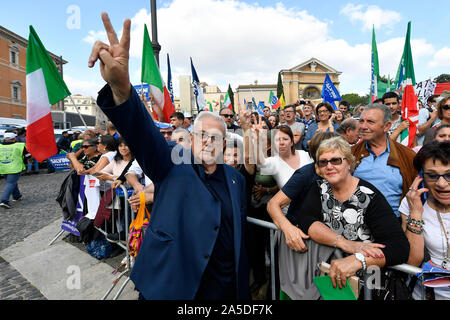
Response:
[341,93,370,110]
[434,74,450,83]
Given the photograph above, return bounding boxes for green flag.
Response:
[370,25,380,102]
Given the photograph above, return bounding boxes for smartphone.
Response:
[418,171,427,204]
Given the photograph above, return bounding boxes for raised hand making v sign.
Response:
[88,13,131,106]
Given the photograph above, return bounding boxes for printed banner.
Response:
[48,153,71,171]
[415,80,436,104]
[133,83,151,101]
[61,175,85,236]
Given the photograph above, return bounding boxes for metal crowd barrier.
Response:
[94,182,135,300]
[246,216,427,300]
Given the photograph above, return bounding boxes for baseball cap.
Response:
[4,132,17,140]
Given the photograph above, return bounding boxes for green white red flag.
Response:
[26,26,71,162]
[141,24,175,123]
[397,22,419,148]
[269,91,281,109]
[223,91,232,111]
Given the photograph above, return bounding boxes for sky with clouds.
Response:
[2,0,449,99]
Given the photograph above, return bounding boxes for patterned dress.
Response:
[318,179,375,243]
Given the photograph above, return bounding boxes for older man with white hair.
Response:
[90,12,249,300]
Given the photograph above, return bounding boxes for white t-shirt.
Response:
[399,198,450,300]
[259,150,313,189]
[100,151,117,164]
[126,159,152,187]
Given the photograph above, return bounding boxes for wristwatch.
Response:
[354,252,367,271]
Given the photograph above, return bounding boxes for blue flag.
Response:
[321,74,342,110]
[167,53,174,103]
[257,101,265,115]
[190,57,206,111]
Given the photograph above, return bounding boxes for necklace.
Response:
[435,209,450,270]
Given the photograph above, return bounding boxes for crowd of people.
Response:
[2,12,449,301]
[81,13,450,300]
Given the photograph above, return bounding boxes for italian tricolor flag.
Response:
[397,22,419,148]
[223,91,232,111]
[26,26,70,162]
[141,24,175,123]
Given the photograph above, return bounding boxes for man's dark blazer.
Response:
[98,85,249,299]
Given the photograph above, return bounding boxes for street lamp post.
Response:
[150,0,161,66]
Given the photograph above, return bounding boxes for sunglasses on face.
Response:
[317,157,346,168]
[423,172,450,182]
[221,114,233,118]
[441,105,450,111]
[82,145,95,149]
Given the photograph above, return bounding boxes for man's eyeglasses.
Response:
[423,172,450,182]
[193,131,224,143]
[221,114,233,118]
[441,105,450,111]
[317,157,346,168]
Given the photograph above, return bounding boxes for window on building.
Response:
[9,45,19,66]
[11,81,22,102]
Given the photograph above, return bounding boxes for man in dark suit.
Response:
[89,12,249,300]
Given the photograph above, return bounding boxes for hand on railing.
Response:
[280,222,309,252]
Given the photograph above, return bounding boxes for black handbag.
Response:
[369,270,414,300]
[76,216,94,244]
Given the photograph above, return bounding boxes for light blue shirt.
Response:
[353,138,403,217]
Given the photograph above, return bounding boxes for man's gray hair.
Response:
[363,103,392,124]
[336,117,359,134]
[193,111,227,135]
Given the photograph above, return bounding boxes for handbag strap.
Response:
[117,159,134,183]
[133,193,150,228]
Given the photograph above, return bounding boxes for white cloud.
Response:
[80,0,434,97]
[83,30,107,45]
[429,47,450,68]
[340,3,401,32]
[64,75,104,98]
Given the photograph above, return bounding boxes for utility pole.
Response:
[150,0,161,66]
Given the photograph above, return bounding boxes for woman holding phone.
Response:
[303,102,339,150]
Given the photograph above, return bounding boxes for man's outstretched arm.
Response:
[89,13,173,183]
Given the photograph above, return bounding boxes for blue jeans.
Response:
[27,158,39,172]
[1,173,21,204]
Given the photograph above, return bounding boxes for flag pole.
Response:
[68,95,88,130]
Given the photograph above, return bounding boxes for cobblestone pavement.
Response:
[0,169,129,300]
[0,170,66,300]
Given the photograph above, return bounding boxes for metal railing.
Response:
[246,216,427,300]
[94,182,135,300]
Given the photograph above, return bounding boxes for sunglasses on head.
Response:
[317,157,346,168]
